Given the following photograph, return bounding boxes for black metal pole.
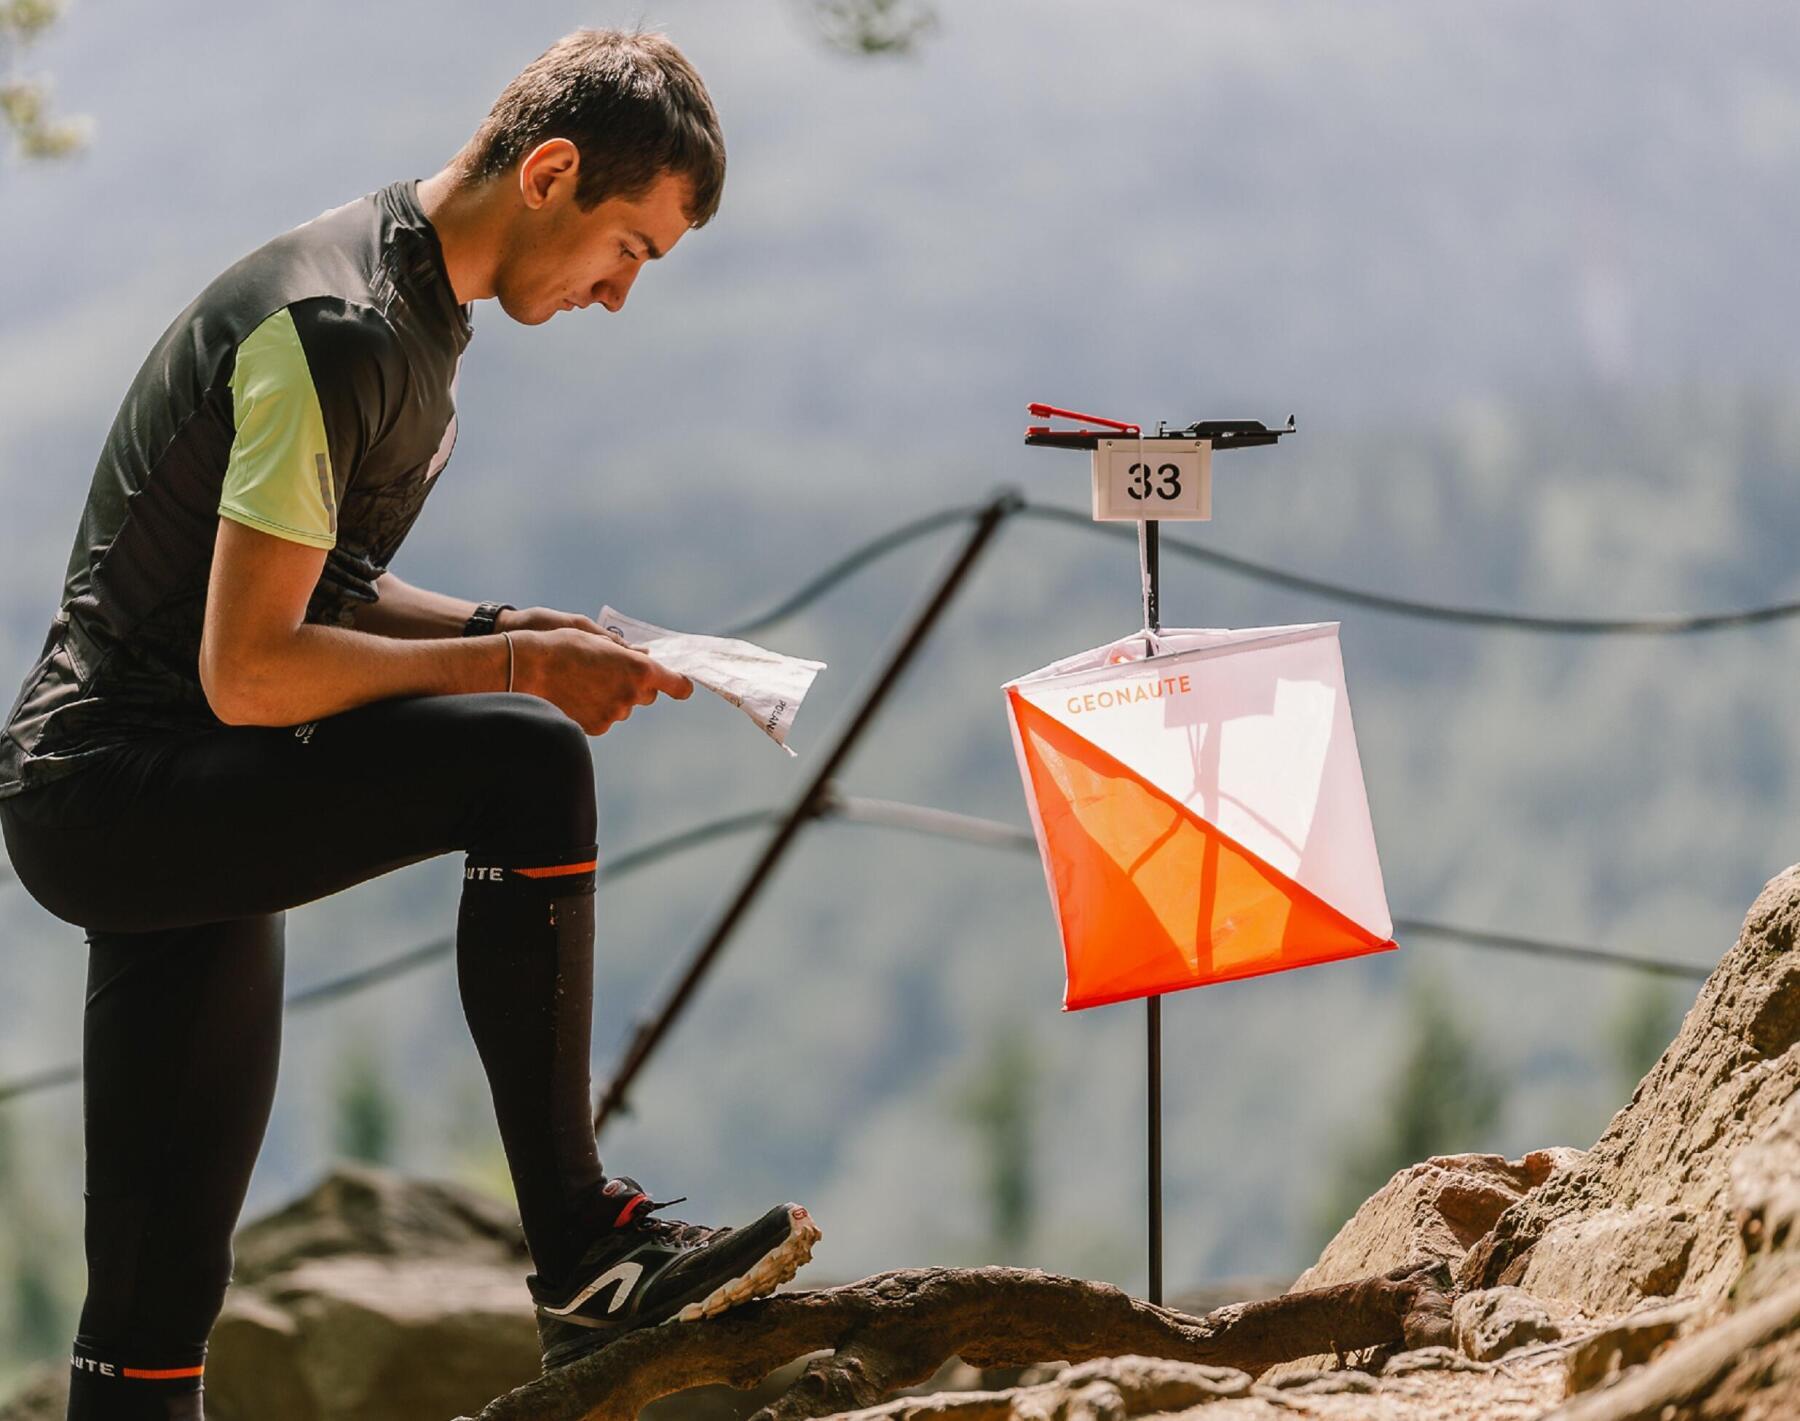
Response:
[1138,515,1165,1306]
[1141,519,1161,636]
[1147,994,1163,1305]
[593,489,1023,1135]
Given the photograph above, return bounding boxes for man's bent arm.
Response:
[354,571,628,645]
[201,517,688,733]
[353,570,484,640]
[201,519,507,726]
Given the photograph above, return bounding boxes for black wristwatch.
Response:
[462,601,514,637]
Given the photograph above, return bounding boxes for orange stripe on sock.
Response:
[121,1366,205,1380]
[512,860,599,879]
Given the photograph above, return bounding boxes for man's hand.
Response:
[497,606,629,645]
[510,626,693,734]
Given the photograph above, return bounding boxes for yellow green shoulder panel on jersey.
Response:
[217,307,339,550]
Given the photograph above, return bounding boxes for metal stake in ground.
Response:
[1139,513,1165,1306]
[1023,402,1294,1307]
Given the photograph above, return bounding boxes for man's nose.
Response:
[596,264,642,314]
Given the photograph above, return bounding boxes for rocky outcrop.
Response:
[770,864,1800,1421]
[207,1254,540,1421]
[1263,1149,1578,1378]
[1560,1301,1695,1396]
[1543,1079,1800,1418]
[1461,865,1800,1311]
[229,1159,530,1284]
[205,1164,540,1421]
[801,1357,1255,1421]
[0,1371,63,1421]
[1727,1089,1800,1306]
[1292,1151,1583,1294]
[1450,1287,1566,1362]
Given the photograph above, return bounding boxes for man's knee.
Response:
[469,695,597,852]
[79,1202,233,1352]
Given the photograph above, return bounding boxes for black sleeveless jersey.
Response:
[1,180,472,797]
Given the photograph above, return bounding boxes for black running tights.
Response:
[0,693,613,1420]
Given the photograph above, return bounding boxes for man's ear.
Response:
[517,138,580,210]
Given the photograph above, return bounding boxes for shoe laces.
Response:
[635,1198,727,1249]
[611,1178,725,1249]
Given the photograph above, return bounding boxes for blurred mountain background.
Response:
[2,0,1798,1387]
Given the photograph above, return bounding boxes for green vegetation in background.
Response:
[804,0,937,56]
[1312,969,1504,1246]
[953,1025,1038,1259]
[1608,976,1687,1098]
[443,1065,516,1206]
[0,1114,73,1378]
[331,1037,400,1166]
[0,0,87,159]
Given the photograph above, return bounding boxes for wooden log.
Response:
[455,1260,1451,1421]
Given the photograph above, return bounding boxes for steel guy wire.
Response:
[1,491,1796,915]
[0,795,1713,1106]
[1017,502,1800,635]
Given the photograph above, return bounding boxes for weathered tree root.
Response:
[456,1260,1452,1421]
[813,1355,1256,1421]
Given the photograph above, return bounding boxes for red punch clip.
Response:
[1025,402,1140,439]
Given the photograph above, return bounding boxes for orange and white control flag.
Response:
[1004,624,1395,1011]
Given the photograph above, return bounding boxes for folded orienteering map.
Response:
[597,606,826,756]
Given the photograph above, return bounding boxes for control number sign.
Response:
[1091,437,1211,522]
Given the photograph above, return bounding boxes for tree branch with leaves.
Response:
[803,0,938,57]
[2,0,88,160]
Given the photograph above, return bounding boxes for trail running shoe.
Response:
[530,1176,822,1370]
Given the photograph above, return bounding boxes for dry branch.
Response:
[456,1261,1452,1421]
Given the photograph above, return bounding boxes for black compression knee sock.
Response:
[67,1338,205,1420]
[455,847,605,1284]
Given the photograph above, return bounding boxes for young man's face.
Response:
[496,153,695,326]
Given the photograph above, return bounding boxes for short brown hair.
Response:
[461,29,725,226]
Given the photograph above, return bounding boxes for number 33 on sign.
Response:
[1091,437,1211,521]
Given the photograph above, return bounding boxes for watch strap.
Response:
[463,601,514,637]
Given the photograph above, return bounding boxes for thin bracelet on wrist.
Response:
[501,631,515,693]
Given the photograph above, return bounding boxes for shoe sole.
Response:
[673,1203,822,1322]
[538,1205,822,1371]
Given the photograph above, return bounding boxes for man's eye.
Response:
[620,245,639,261]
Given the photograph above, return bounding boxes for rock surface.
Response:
[1561,1301,1693,1396]
[1293,1151,1582,1294]
[1264,1150,1577,1379]
[819,865,1800,1421]
[207,1255,539,1421]
[230,1159,530,1285]
[1514,1208,1697,1313]
[1728,1088,1800,1306]
[0,1371,62,1421]
[206,1166,540,1421]
[1461,865,1800,1309]
[815,1357,1255,1421]
[1450,1287,1564,1362]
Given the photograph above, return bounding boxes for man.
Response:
[0,29,818,1421]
